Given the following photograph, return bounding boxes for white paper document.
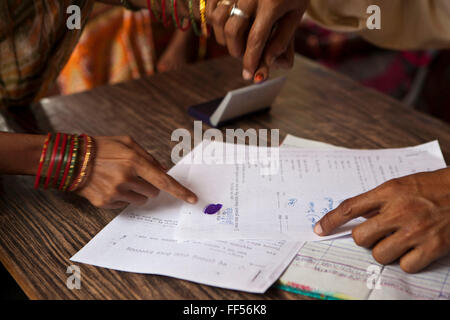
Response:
[278,135,450,300]
[71,136,447,296]
[71,158,302,294]
[280,239,450,300]
[175,141,446,241]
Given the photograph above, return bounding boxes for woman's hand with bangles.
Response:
[76,136,197,209]
[206,0,310,82]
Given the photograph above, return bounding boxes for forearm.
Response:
[0,133,46,175]
[307,0,450,50]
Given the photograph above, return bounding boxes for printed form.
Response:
[278,135,450,300]
[280,238,450,300]
[71,150,303,293]
[72,138,447,295]
[175,141,446,241]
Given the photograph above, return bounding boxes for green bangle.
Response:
[170,0,178,27]
[56,135,73,188]
[187,0,201,36]
[40,134,55,188]
[63,136,79,191]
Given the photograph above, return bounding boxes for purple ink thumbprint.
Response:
[204,204,223,215]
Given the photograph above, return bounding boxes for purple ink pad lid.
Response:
[204,204,223,215]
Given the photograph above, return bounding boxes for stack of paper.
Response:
[72,137,449,297]
[71,147,302,293]
[174,141,445,242]
[279,238,450,300]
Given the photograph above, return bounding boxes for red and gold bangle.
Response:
[62,136,80,191]
[161,0,171,27]
[170,0,178,26]
[64,135,81,191]
[49,135,65,188]
[146,0,156,21]
[199,0,208,37]
[68,135,94,192]
[55,135,72,188]
[76,136,96,191]
[39,134,55,188]
[52,133,68,188]
[198,0,209,59]
[34,133,51,189]
[44,133,61,189]
[59,136,75,190]
[147,0,160,22]
[173,0,191,31]
[67,134,92,192]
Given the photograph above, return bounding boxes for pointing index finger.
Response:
[314,189,385,236]
[137,158,198,204]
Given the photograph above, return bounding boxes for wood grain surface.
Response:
[0,55,449,300]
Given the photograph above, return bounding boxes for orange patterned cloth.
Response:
[58,4,156,95]
[0,0,94,108]
[1,1,225,103]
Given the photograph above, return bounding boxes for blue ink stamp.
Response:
[217,208,233,225]
[204,203,223,215]
[287,198,297,207]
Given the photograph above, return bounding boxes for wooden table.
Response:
[1,56,449,300]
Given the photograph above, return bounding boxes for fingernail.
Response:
[314,223,323,235]
[242,69,253,80]
[187,196,198,204]
[254,73,265,83]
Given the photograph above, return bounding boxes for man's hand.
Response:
[314,168,450,273]
[207,0,309,82]
[76,136,198,209]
